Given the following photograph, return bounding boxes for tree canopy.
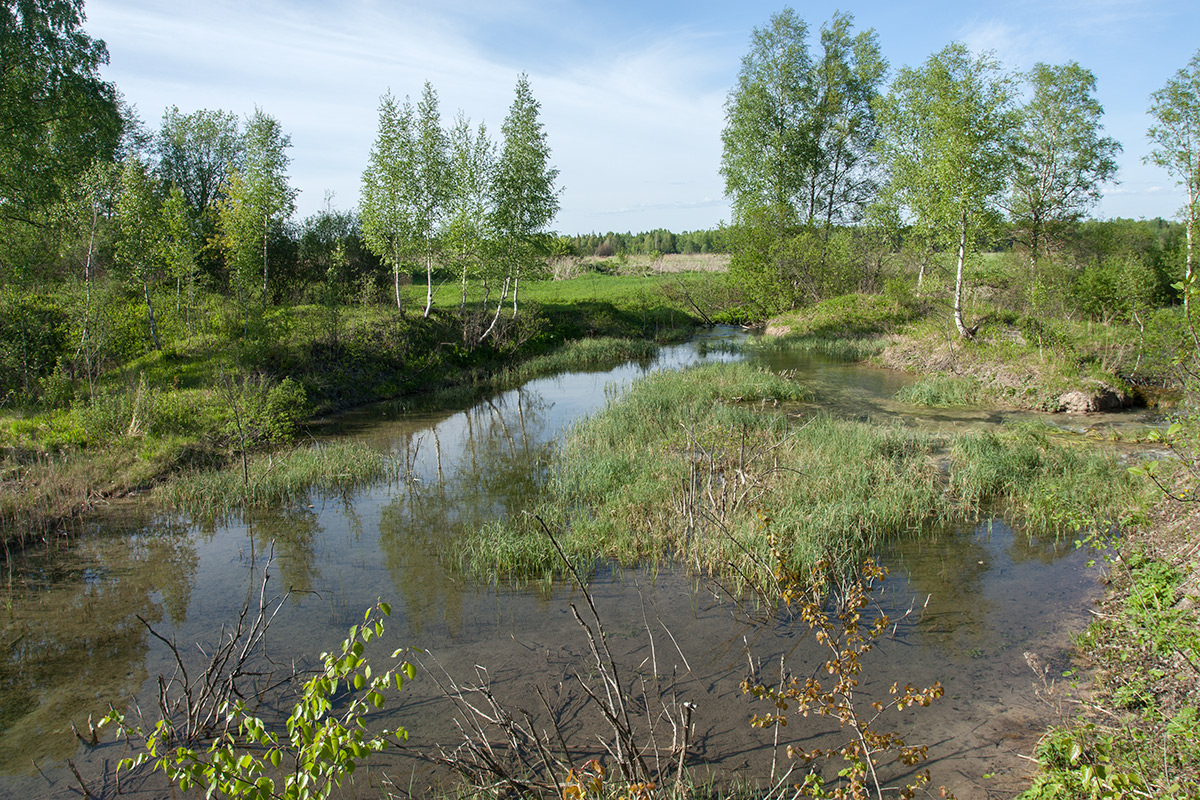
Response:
[0,0,121,225]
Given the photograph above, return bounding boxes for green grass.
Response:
[896,374,987,407]
[734,333,888,361]
[767,292,922,339]
[948,424,1154,534]
[156,441,399,523]
[456,363,1152,592]
[503,337,658,383]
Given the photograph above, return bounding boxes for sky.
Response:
[84,0,1200,235]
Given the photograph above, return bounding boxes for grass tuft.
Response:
[157,441,398,524]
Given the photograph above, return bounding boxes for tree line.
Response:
[720,8,1200,334]
[0,1,567,403]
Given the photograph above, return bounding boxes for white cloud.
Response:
[87,0,738,232]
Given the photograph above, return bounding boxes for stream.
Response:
[0,328,1160,799]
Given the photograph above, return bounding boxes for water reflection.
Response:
[0,511,194,773]
[378,388,556,638]
[0,330,1126,799]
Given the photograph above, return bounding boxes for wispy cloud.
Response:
[84,0,1199,229]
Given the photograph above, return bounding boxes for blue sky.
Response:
[85,0,1199,234]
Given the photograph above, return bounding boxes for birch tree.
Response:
[1147,49,1200,314]
[154,107,243,218]
[360,91,415,313]
[218,108,294,308]
[412,82,450,317]
[0,0,121,225]
[115,159,165,351]
[446,114,495,319]
[878,43,1016,338]
[487,74,559,333]
[720,9,885,312]
[1011,62,1121,269]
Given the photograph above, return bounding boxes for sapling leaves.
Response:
[105,600,415,800]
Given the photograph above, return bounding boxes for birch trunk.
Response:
[954,208,971,338]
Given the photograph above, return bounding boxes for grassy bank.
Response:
[455,362,1152,590]
[0,271,726,542]
[764,291,1186,412]
[1020,497,1200,799]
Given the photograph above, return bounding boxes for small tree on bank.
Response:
[361,92,416,314]
[877,43,1016,338]
[1147,49,1200,315]
[486,73,560,336]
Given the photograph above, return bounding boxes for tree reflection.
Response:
[0,508,194,771]
[245,505,321,595]
[377,388,555,638]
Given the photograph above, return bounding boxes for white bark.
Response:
[954,208,971,338]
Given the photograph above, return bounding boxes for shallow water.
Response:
[0,331,1144,799]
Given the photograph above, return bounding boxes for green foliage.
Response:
[1010,62,1122,265]
[105,602,415,800]
[721,9,885,227]
[0,288,69,401]
[1147,49,1200,292]
[1070,254,1160,322]
[154,106,244,217]
[877,42,1016,336]
[220,108,295,308]
[0,0,121,223]
[721,9,885,315]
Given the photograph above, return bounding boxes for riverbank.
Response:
[761,293,1200,796]
[1018,495,1200,798]
[0,271,719,545]
[764,291,1186,414]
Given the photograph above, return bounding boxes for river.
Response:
[0,328,1156,799]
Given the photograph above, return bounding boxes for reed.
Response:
[157,441,398,523]
[895,374,986,407]
[948,424,1154,534]
[505,337,659,383]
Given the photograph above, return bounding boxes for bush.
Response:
[0,289,69,401]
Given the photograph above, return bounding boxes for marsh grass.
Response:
[457,364,1152,592]
[456,364,948,589]
[157,441,398,523]
[895,374,987,407]
[733,334,888,361]
[504,338,659,383]
[949,424,1155,534]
